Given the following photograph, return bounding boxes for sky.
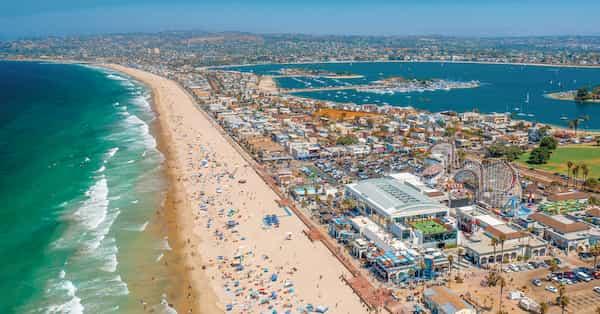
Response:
[1,0,600,39]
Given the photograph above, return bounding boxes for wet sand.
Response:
[105,64,368,314]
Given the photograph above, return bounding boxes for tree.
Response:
[596,136,600,146]
[548,259,559,272]
[528,147,551,165]
[567,160,574,186]
[540,136,558,150]
[572,165,580,188]
[447,254,454,287]
[558,283,569,314]
[498,275,506,313]
[591,242,600,270]
[499,235,507,264]
[581,163,590,185]
[540,302,549,314]
[575,87,591,101]
[336,136,357,146]
[491,237,499,269]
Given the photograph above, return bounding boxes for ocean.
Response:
[226,62,600,130]
[0,61,175,313]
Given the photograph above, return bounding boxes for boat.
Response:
[560,115,568,120]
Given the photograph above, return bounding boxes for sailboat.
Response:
[525,93,534,117]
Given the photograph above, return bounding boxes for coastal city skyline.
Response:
[3,2,600,314]
[2,0,600,38]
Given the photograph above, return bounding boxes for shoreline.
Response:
[103,64,368,314]
[206,59,600,70]
[101,64,222,314]
[545,92,600,103]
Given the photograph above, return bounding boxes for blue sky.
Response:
[1,0,599,39]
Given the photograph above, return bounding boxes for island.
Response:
[545,86,600,103]
[356,77,480,94]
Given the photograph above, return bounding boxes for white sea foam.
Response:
[73,176,109,230]
[45,279,84,314]
[158,238,172,251]
[123,221,149,232]
[131,95,152,111]
[106,74,127,81]
[101,253,118,273]
[124,115,157,149]
[96,165,106,173]
[106,147,119,159]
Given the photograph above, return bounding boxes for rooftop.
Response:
[529,212,589,234]
[410,219,450,235]
[424,286,472,314]
[346,177,445,218]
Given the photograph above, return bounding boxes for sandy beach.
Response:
[105,64,368,314]
[258,75,279,93]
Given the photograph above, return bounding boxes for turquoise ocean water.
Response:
[226,62,600,130]
[0,61,175,313]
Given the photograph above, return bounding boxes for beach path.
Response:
[106,64,370,314]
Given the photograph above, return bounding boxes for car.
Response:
[594,287,600,294]
[532,279,542,287]
[557,278,569,285]
[593,271,600,279]
[546,286,558,293]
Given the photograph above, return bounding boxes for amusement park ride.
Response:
[429,143,522,213]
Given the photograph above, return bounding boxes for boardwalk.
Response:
[186,84,389,310]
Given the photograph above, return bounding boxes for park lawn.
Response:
[517,144,600,178]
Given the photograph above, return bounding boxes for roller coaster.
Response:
[453,157,521,209]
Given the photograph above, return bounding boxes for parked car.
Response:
[532,279,542,287]
[576,272,593,282]
[594,287,600,294]
[546,286,558,293]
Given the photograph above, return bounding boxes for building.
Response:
[462,222,547,266]
[345,177,456,248]
[529,212,594,252]
[423,286,476,314]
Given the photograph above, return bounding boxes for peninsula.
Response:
[546,86,600,103]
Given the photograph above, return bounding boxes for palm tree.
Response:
[499,234,507,264]
[572,165,580,188]
[570,118,580,136]
[558,283,569,314]
[448,254,455,287]
[549,259,559,272]
[540,302,549,314]
[491,237,499,268]
[592,242,600,269]
[567,160,573,186]
[498,275,506,312]
[581,163,590,187]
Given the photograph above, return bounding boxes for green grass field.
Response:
[517,144,600,179]
[410,220,447,234]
